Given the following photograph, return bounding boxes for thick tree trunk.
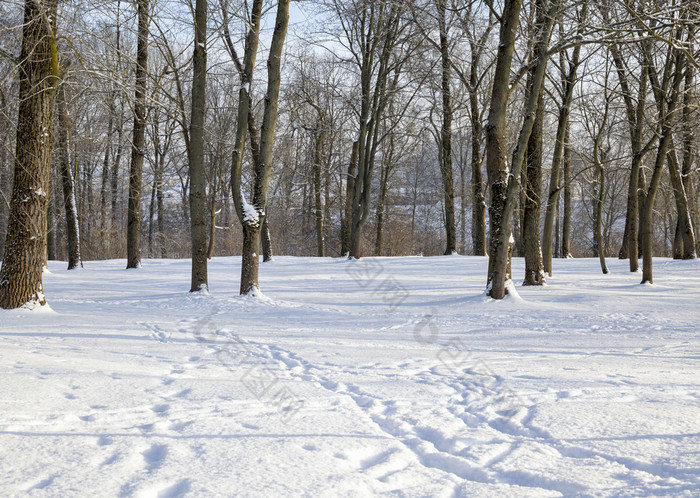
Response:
[126,0,149,269]
[56,80,82,270]
[240,224,261,294]
[0,0,58,309]
[188,0,209,292]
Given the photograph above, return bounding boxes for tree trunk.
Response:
[188,0,208,291]
[313,130,325,257]
[230,0,289,294]
[641,44,684,284]
[522,81,545,286]
[0,0,58,309]
[486,0,554,298]
[100,91,114,249]
[562,123,572,258]
[485,0,523,298]
[126,0,149,269]
[47,178,56,262]
[56,79,82,270]
[437,0,456,255]
[261,216,273,262]
[543,14,584,275]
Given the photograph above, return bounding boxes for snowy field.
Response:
[0,255,698,497]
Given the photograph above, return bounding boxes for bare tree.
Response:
[56,70,83,270]
[0,0,59,309]
[126,0,150,269]
[230,0,290,295]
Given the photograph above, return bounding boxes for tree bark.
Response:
[56,79,82,270]
[188,0,209,292]
[522,80,545,286]
[562,122,572,258]
[641,44,684,284]
[230,0,289,294]
[126,0,149,269]
[437,0,456,255]
[485,0,523,298]
[0,0,59,309]
[543,12,584,275]
[486,0,554,298]
[314,130,325,257]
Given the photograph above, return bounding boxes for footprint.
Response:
[152,404,170,415]
[64,393,77,400]
[168,421,193,432]
[175,388,191,398]
[158,478,191,497]
[101,452,120,466]
[97,435,113,446]
[142,444,168,471]
[31,475,55,490]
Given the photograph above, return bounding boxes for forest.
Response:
[1,0,699,308]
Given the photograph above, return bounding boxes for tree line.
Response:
[0,0,698,308]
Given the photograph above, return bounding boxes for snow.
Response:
[240,189,260,227]
[0,256,698,496]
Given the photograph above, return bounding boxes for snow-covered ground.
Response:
[1,255,698,497]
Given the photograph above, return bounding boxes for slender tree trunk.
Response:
[485,0,523,298]
[543,14,584,274]
[47,179,56,261]
[486,0,554,298]
[641,45,684,284]
[56,79,82,270]
[314,130,325,257]
[593,106,608,274]
[100,92,114,247]
[522,82,545,286]
[562,123,572,258]
[126,0,149,269]
[230,0,288,294]
[437,0,456,255]
[341,140,358,256]
[261,217,273,262]
[188,0,208,291]
[0,0,58,309]
[374,134,394,256]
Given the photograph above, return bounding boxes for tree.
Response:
[188,0,209,292]
[56,70,83,270]
[229,0,290,295]
[542,6,586,275]
[336,0,409,258]
[126,0,150,269]
[485,0,557,298]
[0,0,59,309]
